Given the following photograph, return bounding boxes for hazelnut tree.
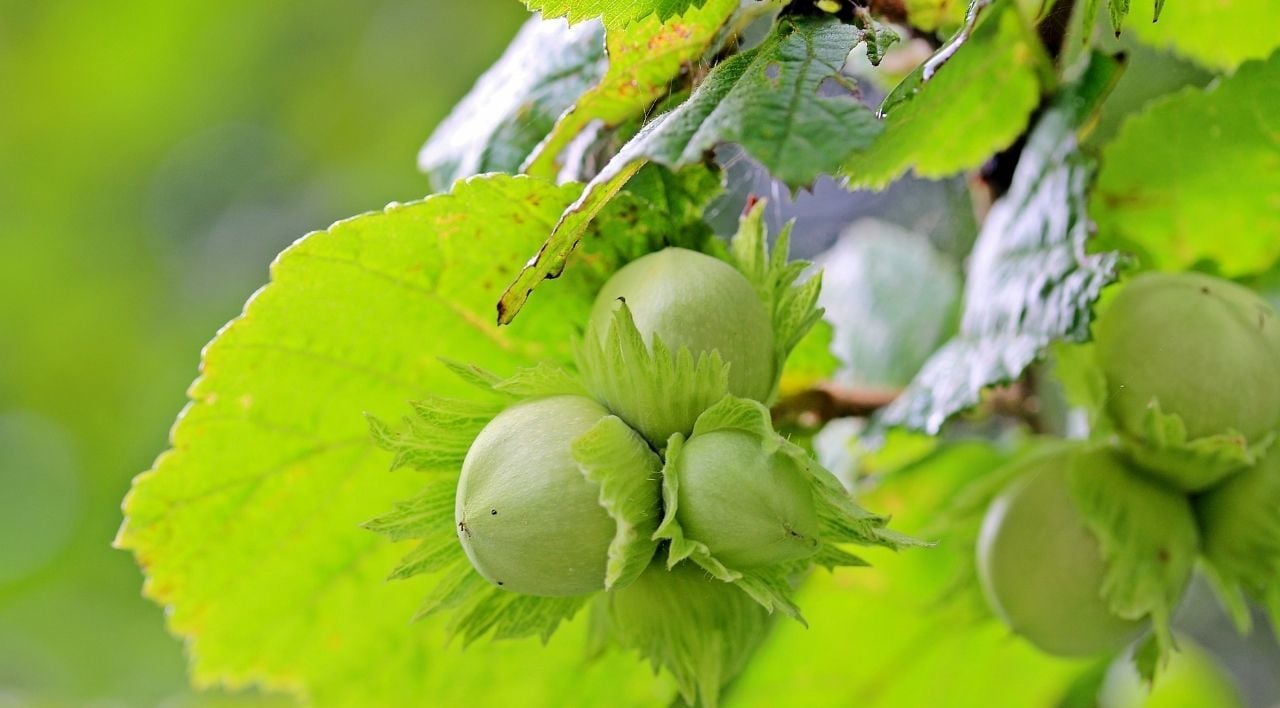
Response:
[117,0,1280,705]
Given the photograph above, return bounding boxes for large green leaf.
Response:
[525,0,710,28]
[417,17,605,192]
[878,55,1123,433]
[523,0,738,179]
[1093,51,1280,277]
[499,15,881,323]
[843,0,1047,190]
[115,175,677,704]
[1126,0,1280,71]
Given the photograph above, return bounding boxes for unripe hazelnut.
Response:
[1095,272,1280,445]
[588,248,775,441]
[456,395,653,596]
[977,446,1147,657]
[672,430,820,569]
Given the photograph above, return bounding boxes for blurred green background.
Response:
[0,1,527,703]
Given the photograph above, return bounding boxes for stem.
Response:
[772,383,902,428]
[771,378,1046,432]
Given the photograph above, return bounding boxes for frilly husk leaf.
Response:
[598,558,774,708]
[1121,399,1274,492]
[572,415,664,590]
[366,360,649,644]
[1195,448,1280,637]
[576,300,730,446]
[1068,445,1199,666]
[728,201,824,403]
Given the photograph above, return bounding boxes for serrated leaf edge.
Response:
[727,200,826,404]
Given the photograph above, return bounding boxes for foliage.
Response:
[819,219,961,388]
[1093,52,1280,276]
[106,0,1280,705]
[498,13,881,323]
[0,1,535,703]
[877,54,1124,433]
[527,0,711,28]
[523,0,739,179]
[1123,0,1280,71]
[115,176,661,703]
[843,0,1047,189]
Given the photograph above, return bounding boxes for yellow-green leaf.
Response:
[115,174,669,704]
[1127,0,1280,71]
[524,0,738,179]
[1093,51,1280,277]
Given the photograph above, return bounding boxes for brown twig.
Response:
[984,379,1046,433]
[771,377,1046,433]
[771,383,901,428]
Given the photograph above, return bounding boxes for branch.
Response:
[771,383,900,428]
[771,379,1046,432]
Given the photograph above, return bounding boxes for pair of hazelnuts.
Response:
[978,272,1280,657]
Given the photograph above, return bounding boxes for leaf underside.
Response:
[877,53,1124,434]
[418,17,606,192]
[818,220,961,389]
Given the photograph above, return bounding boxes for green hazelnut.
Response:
[456,395,637,596]
[977,445,1145,657]
[590,247,775,407]
[672,429,820,569]
[1095,272,1280,444]
[1100,637,1243,708]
